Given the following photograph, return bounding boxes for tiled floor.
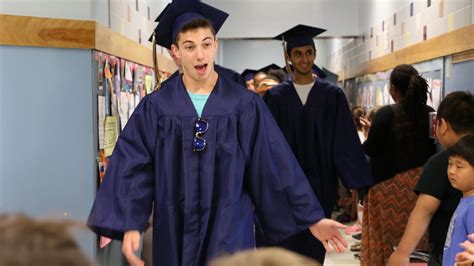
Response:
[323,225,360,266]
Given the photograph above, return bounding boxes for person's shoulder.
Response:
[315,78,340,92]
[141,77,181,110]
[424,104,436,113]
[370,105,394,122]
[422,150,449,174]
[215,65,245,85]
[377,105,395,114]
[215,64,239,76]
[218,75,259,107]
[266,81,292,96]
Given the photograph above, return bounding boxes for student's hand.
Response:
[359,117,371,129]
[122,230,144,266]
[386,250,410,266]
[455,234,474,266]
[309,218,347,253]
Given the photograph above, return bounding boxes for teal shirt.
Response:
[187,91,210,117]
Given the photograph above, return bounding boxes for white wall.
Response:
[358,0,407,35]
[92,0,109,26]
[203,0,361,38]
[217,39,329,73]
[472,0,474,22]
[0,0,93,20]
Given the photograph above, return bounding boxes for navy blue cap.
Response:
[152,0,228,49]
[154,3,170,22]
[149,4,171,42]
[257,64,282,74]
[273,24,326,53]
[241,69,257,81]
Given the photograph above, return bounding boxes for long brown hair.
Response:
[390,64,429,120]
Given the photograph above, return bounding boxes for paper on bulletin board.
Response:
[119,92,130,130]
[145,75,153,94]
[104,116,118,157]
[431,79,442,109]
[98,95,106,149]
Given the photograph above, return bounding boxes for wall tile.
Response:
[452,6,471,30]
[427,15,448,38]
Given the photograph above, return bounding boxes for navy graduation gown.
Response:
[264,78,372,216]
[88,75,325,266]
[214,64,246,87]
[263,78,371,262]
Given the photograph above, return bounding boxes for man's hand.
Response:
[309,218,348,253]
[386,250,410,266]
[122,230,144,266]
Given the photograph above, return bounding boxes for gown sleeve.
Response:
[87,96,158,240]
[239,94,325,244]
[332,88,373,189]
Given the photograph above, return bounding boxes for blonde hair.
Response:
[210,247,321,266]
[0,214,92,266]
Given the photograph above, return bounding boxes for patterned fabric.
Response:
[361,167,429,266]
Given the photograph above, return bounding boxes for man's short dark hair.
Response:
[437,91,474,134]
[448,134,474,166]
[174,18,216,45]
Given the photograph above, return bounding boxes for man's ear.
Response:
[171,44,180,59]
[438,118,449,135]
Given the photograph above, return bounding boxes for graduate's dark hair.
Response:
[174,18,216,45]
[437,91,474,134]
[267,69,286,83]
[448,134,474,167]
[390,64,428,120]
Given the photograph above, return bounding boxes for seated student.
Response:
[442,134,474,266]
[0,214,92,266]
[455,233,474,265]
[387,91,474,266]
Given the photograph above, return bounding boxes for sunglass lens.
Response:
[195,120,208,133]
[194,136,206,151]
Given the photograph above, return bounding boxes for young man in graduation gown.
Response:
[87,2,348,266]
[263,24,372,262]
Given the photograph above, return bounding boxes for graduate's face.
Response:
[172,27,218,82]
[447,155,474,196]
[288,45,315,76]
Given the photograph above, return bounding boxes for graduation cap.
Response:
[257,64,282,74]
[241,69,257,81]
[151,0,229,49]
[273,24,326,53]
[154,3,170,22]
[148,4,171,42]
